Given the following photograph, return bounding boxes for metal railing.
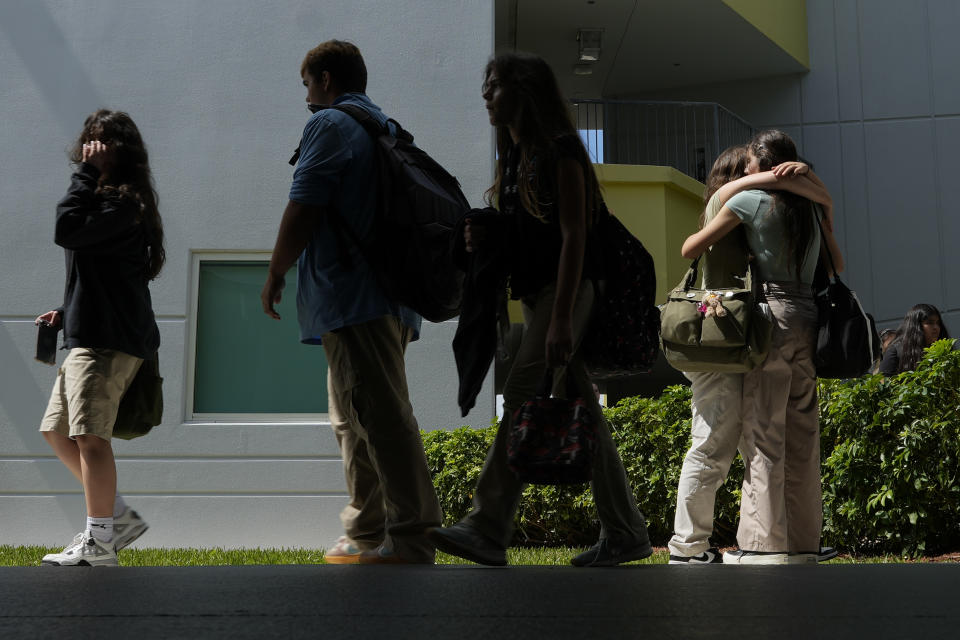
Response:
[572,99,756,183]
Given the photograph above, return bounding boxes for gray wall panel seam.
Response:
[854,0,866,121]
[922,0,947,307]
[853,0,875,307]
[801,114,960,125]
[0,492,351,497]
[830,0,850,281]
[2,456,345,462]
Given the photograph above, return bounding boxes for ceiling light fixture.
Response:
[573,64,594,76]
[577,29,602,62]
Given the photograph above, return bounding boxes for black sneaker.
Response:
[669,547,722,565]
[427,523,507,566]
[817,546,839,562]
[570,537,653,567]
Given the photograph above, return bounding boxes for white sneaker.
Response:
[113,507,149,550]
[42,531,118,567]
[722,550,789,565]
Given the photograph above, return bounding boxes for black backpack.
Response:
[302,104,470,323]
[582,207,661,378]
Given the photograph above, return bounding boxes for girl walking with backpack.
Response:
[36,110,165,566]
[681,130,844,564]
[429,52,652,567]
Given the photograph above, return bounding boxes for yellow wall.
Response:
[722,0,809,68]
[596,164,704,304]
[507,164,704,322]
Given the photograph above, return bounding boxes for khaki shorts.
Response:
[40,348,143,441]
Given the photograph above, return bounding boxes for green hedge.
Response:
[423,340,960,556]
[820,339,960,555]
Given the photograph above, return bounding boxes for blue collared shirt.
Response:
[289,93,421,344]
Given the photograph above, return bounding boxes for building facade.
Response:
[0,0,495,548]
[2,0,957,549]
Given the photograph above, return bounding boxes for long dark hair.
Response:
[482,52,601,223]
[701,145,748,227]
[893,303,950,372]
[69,110,165,280]
[749,130,813,279]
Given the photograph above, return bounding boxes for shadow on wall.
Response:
[0,1,103,136]
[0,323,49,449]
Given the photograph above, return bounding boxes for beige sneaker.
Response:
[324,536,363,564]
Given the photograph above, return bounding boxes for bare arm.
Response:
[681,205,742,259]
[547,156,587,368]
[714,170,832,209]
[773,162,836,230]
[260,199,321,320]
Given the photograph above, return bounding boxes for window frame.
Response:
[184,250,329,423]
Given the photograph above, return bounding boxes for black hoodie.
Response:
[54,163,159,359]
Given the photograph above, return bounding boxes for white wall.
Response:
[624,0,960,333]
[0,0,495,548]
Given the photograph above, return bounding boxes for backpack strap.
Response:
[315,103,394,272]
[329,103,414,144]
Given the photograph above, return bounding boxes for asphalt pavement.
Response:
[2,563,957,639]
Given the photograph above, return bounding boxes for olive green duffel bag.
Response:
[660,258,772,373]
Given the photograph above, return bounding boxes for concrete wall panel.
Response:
[857,0,932,120]
[928,0,960,115]
[2,495,351,549]
[837,124,875,314]
[863,120,941,322]
[834,0,863,122]
[800,0,840,123]
[2,459,347,495]
[0,0,495,548]
[933,117,960,311]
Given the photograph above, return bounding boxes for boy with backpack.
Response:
[261,40,442,564]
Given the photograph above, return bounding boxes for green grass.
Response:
[0,545,917,567]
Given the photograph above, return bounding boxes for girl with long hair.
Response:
[36,109,164,566]
[668,145,833,564]
[879,304,951,375]
[681,129,844,564]
[430,52,651,567]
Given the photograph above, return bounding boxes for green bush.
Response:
[424,386,743,548]
[424,340,960,555]
[820,339,960,556]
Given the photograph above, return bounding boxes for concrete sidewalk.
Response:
[1,564,956,639]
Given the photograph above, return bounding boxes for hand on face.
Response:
[82,140,112,173]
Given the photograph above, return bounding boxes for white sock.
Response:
[87,516,113,543]
[113,493,128,518]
